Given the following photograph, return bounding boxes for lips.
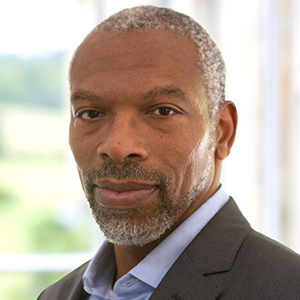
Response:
[94,180,157,209]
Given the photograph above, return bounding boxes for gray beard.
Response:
[88,181,204,246]
[83,132,215,246]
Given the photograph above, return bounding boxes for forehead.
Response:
[71,29,200,84]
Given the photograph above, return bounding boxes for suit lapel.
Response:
[150,198,251,300]
[149,250,221,300]
[57,262,89,300]
[64,279,89,300]
[64,268,90,300]
[187,198,251,275]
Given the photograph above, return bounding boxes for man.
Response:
[38,5,300,300]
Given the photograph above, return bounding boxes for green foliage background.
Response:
[0,52,92,300]
[0,52,65,109]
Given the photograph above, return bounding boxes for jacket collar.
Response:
[150,198,251,300]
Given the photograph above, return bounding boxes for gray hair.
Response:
[70,5,226,119]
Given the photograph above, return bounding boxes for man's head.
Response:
[69,6,237,246]
[70,5,226,120]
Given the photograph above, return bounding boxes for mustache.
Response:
[84,161,172,192]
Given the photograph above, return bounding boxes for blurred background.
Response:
[0,0,299,299]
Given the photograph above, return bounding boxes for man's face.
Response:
[69,29,217,246]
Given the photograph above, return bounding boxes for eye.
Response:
[153,107,175,116]
[77,110,101,120]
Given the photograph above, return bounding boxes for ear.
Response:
[214,101,238,160]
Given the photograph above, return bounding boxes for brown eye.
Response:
[81,110,100,119]
[154,107,174,116]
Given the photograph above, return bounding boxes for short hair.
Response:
[70,5,226,119]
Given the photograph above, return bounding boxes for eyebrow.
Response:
[70,89,103,104]
[143,86,188,102]
[70,85,189,104]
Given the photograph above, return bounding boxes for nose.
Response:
[97,114,149,163]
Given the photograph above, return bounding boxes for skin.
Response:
[69,29,237,281]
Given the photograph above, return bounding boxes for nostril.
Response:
[126,153,140,159]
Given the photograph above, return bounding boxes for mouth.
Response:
[94,180,158,209]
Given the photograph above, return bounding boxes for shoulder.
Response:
[206,223,300,298]
[219,229,300,298]
[239,228,300,275]
[37,261,90,300]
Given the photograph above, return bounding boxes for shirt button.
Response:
[123,279,138,286]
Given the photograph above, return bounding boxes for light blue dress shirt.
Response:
[83,186,229,300]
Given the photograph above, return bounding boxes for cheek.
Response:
[69,126,97,169]
[157,133,204,184]
[159,125,205,166]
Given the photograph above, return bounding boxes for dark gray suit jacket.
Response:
[37,198,300,299]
